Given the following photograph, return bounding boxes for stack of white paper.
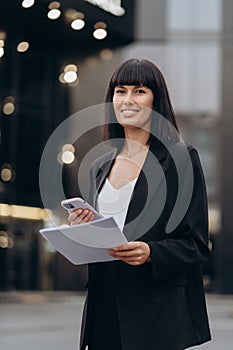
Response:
[39,216,128,265]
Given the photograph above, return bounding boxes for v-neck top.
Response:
[97,177,137,232]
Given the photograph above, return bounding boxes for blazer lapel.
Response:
[124,141,169,241]
[92,148,117,208]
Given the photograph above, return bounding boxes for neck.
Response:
[123,127,150,147]
[121,132,150,158]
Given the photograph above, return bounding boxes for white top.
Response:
[97,178,138,232]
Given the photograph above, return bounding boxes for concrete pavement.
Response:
[1,292,233,350]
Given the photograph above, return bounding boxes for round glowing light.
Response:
[1,168,13,182]
[59,64,79,85]
[62,144,75,153]
[57,152,63,164]
[58,72,66,84]
[93,28,107,40]
[3,102,15,115]
[48,1,60,9]
[61,151,75,164]
[0,236,8,248]
[63,70,78,83]
[47,8,61,20]
[17,41,30,53]
[64,64,77,72]
[71,19,85,30]
[0,231,13,248]
[22,0,35,8]
[0,47,4,58]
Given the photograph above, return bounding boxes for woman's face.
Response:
[113,85,154,131]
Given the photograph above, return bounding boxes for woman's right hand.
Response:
[68,208,95,225]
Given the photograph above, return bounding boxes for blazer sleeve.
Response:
[148,147,211,279]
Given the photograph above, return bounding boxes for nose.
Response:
[123,91,134,104]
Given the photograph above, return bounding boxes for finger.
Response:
[82,211,95,223]
[111,242,139,252]
[108,248,148,265]
[117,257,145,266]
[109,249,141,259]
[73,208,84,216]
[77,209,92,222]
[71,209,94,225]
[121,257,142,263]
[70,209,91,225]
[71,217,83,225]
[68,209,82,222]
[108,249,138,261]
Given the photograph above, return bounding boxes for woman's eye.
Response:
[115,89,125,94]
[135,89,146,94]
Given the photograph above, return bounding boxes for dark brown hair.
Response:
[104,58,179,150]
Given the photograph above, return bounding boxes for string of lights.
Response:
[0,1,110,60]
[22,0,108,39]
[0,0,118,125]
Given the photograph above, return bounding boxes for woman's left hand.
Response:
[108,241,151,266]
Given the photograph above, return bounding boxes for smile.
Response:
[121,109,140,115]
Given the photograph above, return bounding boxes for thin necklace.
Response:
[119,145,148,159]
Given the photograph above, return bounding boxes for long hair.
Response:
[104,58,179,150]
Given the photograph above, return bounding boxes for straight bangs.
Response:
[109,59,155,92]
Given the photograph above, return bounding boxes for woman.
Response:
[69,58,211,350]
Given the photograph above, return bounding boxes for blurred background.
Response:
[0,0,232,297]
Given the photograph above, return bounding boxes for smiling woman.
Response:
[104,58,180,150]
[113,85,154,131]
[68,58,211,350]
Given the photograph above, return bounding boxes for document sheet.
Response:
[39,216,128,265]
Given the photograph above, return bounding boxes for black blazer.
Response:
[80,140,211,350]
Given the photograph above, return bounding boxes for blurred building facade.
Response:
[0,0,233,293]
[0,0,135,291]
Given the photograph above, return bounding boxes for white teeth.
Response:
[122,109,138,114]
